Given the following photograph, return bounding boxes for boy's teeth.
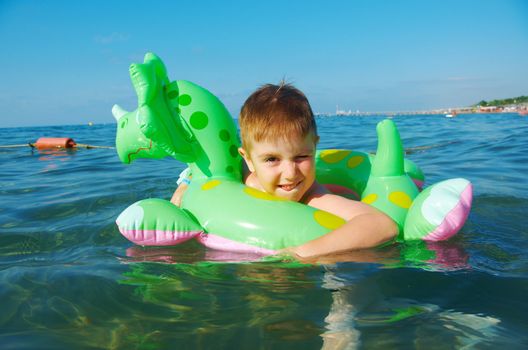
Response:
[280,183,298,191]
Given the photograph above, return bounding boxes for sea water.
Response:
[0,114,527,349]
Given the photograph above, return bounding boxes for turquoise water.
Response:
[1,114,527,349]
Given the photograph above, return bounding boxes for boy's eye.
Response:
[296,155,310,161]
[265,157,278,163]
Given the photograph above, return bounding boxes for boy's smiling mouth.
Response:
[278,180,302,192]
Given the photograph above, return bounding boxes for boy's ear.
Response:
[314,135,320,145]
[238,147,255,172]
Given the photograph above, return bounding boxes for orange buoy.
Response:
[0,138,112,149]
[34,137,76,149]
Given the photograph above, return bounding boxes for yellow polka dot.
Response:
[201,179,221,191]
[243,187,286,201]
[320,150,351,164]
[388,191,413,209]
[361,193,378,204]
[347,155,364,168]
[313,210,346,230]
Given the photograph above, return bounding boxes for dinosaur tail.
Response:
[362,119,419,237]
[371,119,405,177]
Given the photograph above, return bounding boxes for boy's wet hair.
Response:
[239,81,318,150]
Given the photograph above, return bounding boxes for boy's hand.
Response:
[170,183,188,207]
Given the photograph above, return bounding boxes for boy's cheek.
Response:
[302,159,316,171]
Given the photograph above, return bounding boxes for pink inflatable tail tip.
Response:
[424,183,473,242]
[118,224,201,246]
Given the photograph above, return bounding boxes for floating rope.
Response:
[0,137,114,149]
[1,138,456,153]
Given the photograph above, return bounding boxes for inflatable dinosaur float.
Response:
[113,53,473,254]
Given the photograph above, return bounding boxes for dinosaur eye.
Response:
[120,118,128,129]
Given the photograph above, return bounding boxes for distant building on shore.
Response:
[335,105,355,116]
[479,106,500,113]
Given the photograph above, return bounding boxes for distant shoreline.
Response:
[316,111,527,117]
[316,104,528,117]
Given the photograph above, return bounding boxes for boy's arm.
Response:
[287,211,397,258]
[170,168,192,206]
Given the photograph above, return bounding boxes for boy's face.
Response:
[239,133,318,202]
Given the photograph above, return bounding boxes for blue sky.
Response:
[0,0,527,127]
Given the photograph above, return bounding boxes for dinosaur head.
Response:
[112,104,169,164]
[113,52,197,164]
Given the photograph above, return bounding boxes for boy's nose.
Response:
[282,161,298,180]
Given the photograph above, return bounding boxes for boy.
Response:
[172,83,397,258]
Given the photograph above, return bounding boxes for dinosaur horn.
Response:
[112,104,129,121]
[129,62,157,106]
[144,52,170,87]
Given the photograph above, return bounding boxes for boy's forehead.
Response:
[250,131,317,145]
[249,133,316,152]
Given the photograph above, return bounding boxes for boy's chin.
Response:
[275,188,303,202]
